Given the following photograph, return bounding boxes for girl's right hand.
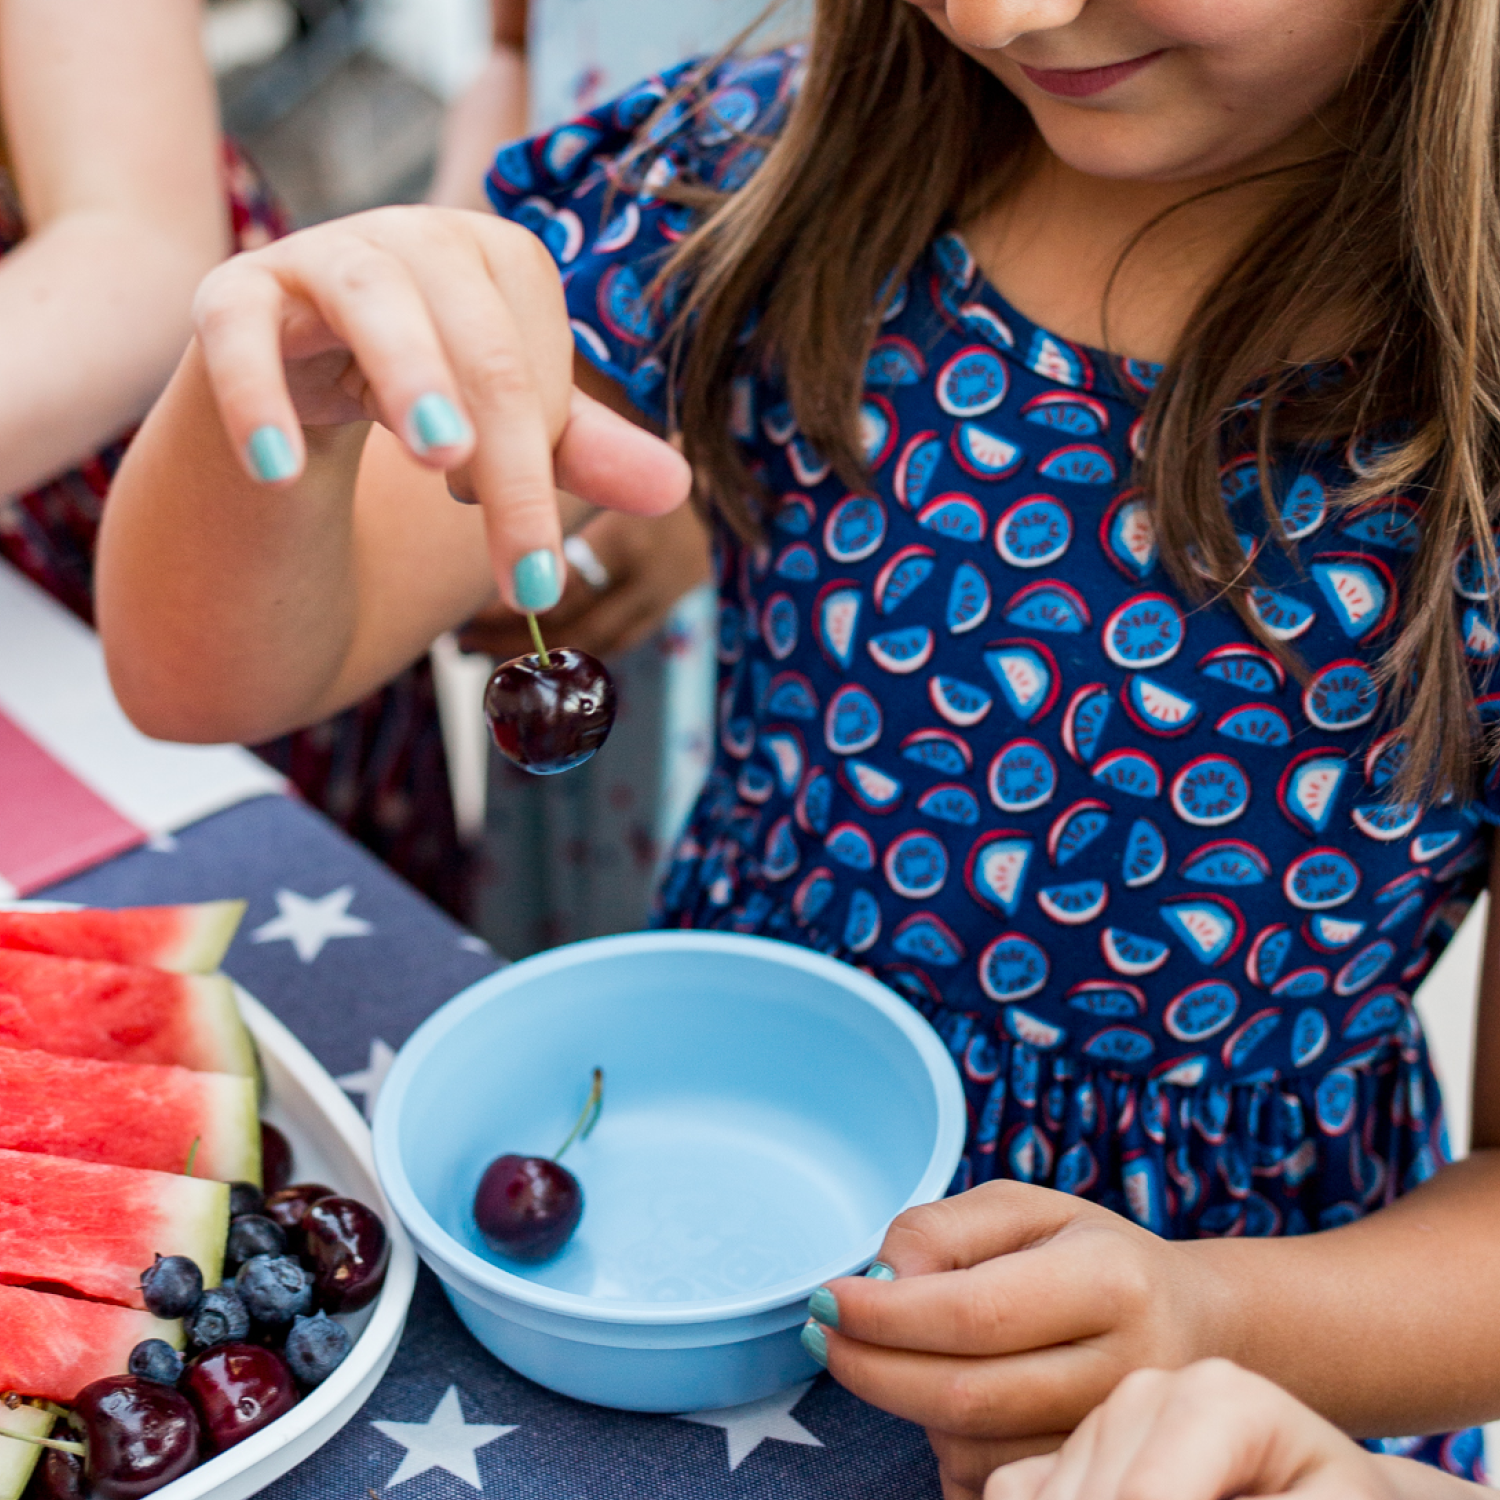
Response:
[986,1361,1459,1500]
[191,205,691,611]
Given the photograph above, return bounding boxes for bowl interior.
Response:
[395,940,945,1309]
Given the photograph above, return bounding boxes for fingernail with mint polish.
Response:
[410,393,470,454]
[807,1287,839,1329]
[247,426,296,483]
[800,1320,828,1368]
[514,548,562,612]
[865,1262,897,1282]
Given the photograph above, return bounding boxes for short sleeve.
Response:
[485,49,800,423]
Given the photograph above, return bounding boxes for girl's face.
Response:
[904,0,1402,182]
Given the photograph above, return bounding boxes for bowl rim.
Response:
[373,930,966,1326]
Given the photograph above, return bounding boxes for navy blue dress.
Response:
[488,50,1491,1475]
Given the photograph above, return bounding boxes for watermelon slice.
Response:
[0,901,245,974]
[0,1285,180,1403]
[0,1395,54,1500]
[0,1148,228,1307]
[0,951,255,1077]
[0,1048,260,1184]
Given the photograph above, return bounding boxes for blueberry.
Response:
[283,1311,352,1387]
[228,1181,266,1218]
[235,1254,314,1325]
[226,1214,286,1271]
[128,1338,186,1386]
[185,1286,250,1350]
[139,1255,204,1320]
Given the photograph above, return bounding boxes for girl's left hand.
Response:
[810,1181,1232,1500]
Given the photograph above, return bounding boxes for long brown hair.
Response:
[633,0,1500,806]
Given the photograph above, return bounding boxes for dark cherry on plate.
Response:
[259,1123,294,1196]
[28,1447,86,1500]
[262,1184,333,1253]
[72,1375,202,1499]
[301,1198,389,1313]
[182,1345,298,1453]
[484,647,616,775]
[473,1156,582,1262]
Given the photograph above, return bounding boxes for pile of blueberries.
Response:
[26,1124,389,1500]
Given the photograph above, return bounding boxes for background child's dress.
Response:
[488,52,1490,1477]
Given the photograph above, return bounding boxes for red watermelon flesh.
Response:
[0,1283,180,1402]
[0,1148,228,1307]
[0,950,255,1077]
[0,1047,259,1184]
[0,901,245,974]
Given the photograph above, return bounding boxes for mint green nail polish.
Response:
[410,393,469,453]
[247,425,296,483]
[865,1262,897,1282]
[800,1320,828,1368]
[514,548,562,612]
[807,1287,839,1328]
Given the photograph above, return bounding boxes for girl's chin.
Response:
[1023,109,1267,186]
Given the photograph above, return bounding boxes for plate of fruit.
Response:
[0,900,417,1500]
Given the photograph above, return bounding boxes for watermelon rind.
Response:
[187,974,260,1080]
[0,1396,53,1500]
[0,1048,260,1184]
[0,1148,230,1306]
[0,900,246,973]
[0,1286,180,1404]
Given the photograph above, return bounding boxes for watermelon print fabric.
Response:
[488,53,1490,1476]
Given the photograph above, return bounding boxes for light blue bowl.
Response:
[372,931,965,1412]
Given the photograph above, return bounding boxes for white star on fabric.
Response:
[145,832,178,854]
[372,1385,516,1490]
[249,885,372,963]
[337,1038,396,1121]
[676,1380,823,1470]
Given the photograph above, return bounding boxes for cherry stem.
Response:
[553,1068,604,1162]
[0,1430,86,1457]
[526,613,552,669]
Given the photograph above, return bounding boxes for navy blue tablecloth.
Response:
[44,794,939,1499]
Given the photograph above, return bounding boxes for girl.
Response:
[95,0,1500,1492]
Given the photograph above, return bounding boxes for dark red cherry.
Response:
[26,1446,86,1500]
[262,1183,333,1253]
[484,648,616,775]
[259,1123,294,1194]
[473,1155,583,1261]
[72,1375,201,1499]
[181,1344,297,1454]
[301,1197,389,1313]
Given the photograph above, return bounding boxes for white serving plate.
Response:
[0,902,417,1500]
[156,987,418,1500]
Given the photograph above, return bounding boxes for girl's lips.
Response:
[1017,50,1166,99]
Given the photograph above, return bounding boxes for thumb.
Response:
[554,386,692,517]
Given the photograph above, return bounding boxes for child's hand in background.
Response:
[809,1181,1230,1499]
[987,1361,1471,1500]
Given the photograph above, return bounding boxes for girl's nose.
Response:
[940,0,1090,50]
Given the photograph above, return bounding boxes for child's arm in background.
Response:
[95,207,690,745]
[815,835,1500,1497]
[986,1361,1481,1500]
[428,0,529,212]
[0,0,227,495]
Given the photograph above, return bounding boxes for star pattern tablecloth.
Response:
[42,793,942,1498]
